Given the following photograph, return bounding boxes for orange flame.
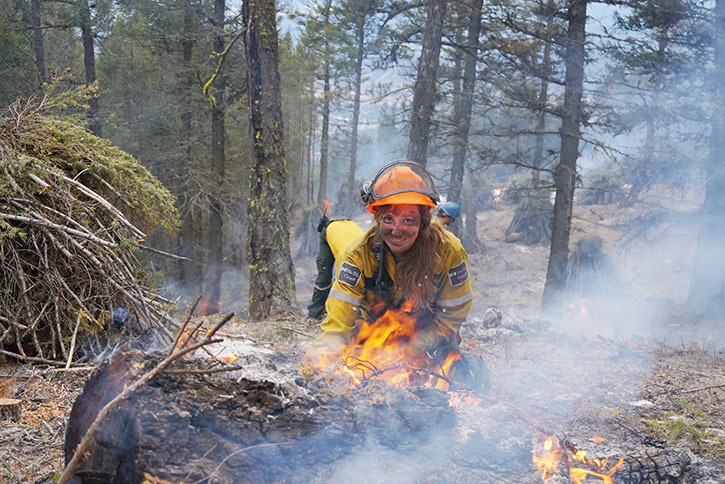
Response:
[532,435,564,479]
[564,299,589,319]
[532,434,623,483]
[316,307,461,391]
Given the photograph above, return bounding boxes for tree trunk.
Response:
[542,0,587,314]
[531,2,556,188]
[317,0,333,206]
[243,0,297,320]
[347,10,367,213]
[689,0,725,318]
[406,0,447,167]
[30,0,46,86]
[179,0,202,298]
[204,0,227,315]
[450,0,482,240]
[307,78,316,204]
[79,0,101,136]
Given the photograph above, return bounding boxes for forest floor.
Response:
[1,189,724,483]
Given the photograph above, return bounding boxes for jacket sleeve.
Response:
[431,242,473,338]
[318,249,367,341]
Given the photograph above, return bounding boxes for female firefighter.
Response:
[306,161,487,391]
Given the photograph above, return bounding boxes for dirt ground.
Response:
[1,191,724,483]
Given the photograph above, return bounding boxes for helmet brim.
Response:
[366,191,437,214]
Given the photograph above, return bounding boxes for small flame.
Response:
[564,299,589,319]
[313,307,461,390]
[532,435,564,479]
[532,434,623,483]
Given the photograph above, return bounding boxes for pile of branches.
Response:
[0,93,179,366]
[565,236,622,297]
[504,194,553,245]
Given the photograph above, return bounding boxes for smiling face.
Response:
[378,205,422,257]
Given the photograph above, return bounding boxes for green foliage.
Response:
[580,163,626,206]
[0,15,37,107]
[1,86,178,234]
[642,398,725,458]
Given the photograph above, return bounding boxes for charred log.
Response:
[618,448,693,483]
[64,349,456,483]
[64,346,703,483]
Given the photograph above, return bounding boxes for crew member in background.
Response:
[306,160,488,390]
[436,201,460,226]
[308,207,364,320]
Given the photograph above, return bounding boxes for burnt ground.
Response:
[1,191,725,482]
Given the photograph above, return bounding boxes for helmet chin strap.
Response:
[371,237,398,311]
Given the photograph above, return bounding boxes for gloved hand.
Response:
[301,331,348,376]
[351,318,376,342]
[316,215,330,232]
[450,353,491,394]
[408,323,446,357]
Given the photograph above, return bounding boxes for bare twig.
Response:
[200,442,291,484]
[281,326,314,338]
[169,296,202,357]
[138,244,191,261]
[65,313,82,369]
[0,349,73,367]
[680,383,725,394]
[163,365,245,375]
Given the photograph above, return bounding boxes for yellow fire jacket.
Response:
[320,229,473,346]
[325,220,365,261]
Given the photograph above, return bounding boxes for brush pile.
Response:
[504,194,553,245]
[0,92,178,366]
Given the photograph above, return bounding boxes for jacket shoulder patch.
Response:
[338,262,362,287]
[448,260,468,287]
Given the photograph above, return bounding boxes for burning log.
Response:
[531,432,695,484]
[63,348,457,483]
[63,309,701,483]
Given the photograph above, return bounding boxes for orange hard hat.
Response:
[362,161,439,214]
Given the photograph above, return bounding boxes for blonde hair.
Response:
[372,205,447,311]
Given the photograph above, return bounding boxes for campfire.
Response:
[59,310,704,483]
[532,433,624,483]
[313,306,463,391]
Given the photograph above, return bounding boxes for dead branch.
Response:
[680,383,725,394]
